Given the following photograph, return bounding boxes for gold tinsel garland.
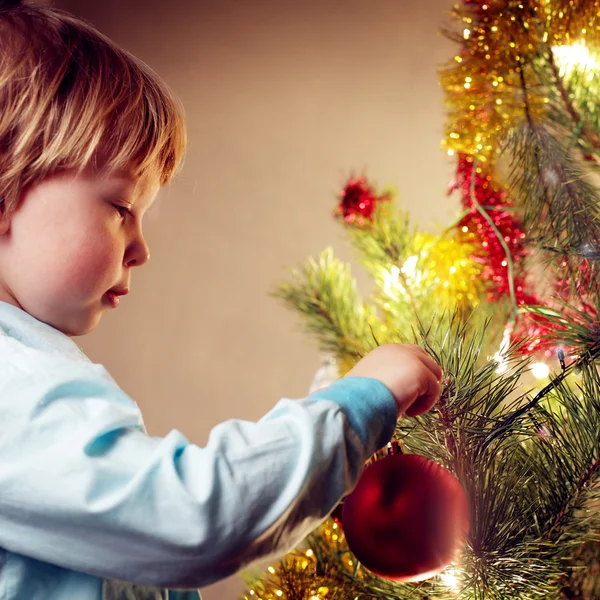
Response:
[243,522,357,600]
[397,232,484,312]
[440,0,600,162]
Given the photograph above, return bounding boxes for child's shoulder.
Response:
[0,301,91,365]
[0,301,138,417]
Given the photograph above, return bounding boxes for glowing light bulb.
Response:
[553,42,599,76]
[492,326,512,373]
[531,362,550,379]
[401,256,418,277]
[382,264,401,297]
[440,568,460,591]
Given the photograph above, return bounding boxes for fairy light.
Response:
[530,362,550,379]
[492,325,512,373]
[440,567,460,591]
[401,255,419,278]
[382,264,402,298]
[553,41,599,76]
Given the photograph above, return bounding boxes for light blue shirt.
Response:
[0,301,397,599]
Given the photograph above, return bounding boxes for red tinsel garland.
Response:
[449,154,559,355]
[335,176,388,226]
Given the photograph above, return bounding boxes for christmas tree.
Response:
[242,1,600,598]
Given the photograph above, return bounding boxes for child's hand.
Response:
[344,344,443,418]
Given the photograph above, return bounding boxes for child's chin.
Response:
[55,310,102,337]
[72,317,102,337]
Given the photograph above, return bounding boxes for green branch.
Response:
[470,158,519,318]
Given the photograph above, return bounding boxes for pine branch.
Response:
[507,121,600,292]
[396,313,600,598]
[345,205,424,327]
[272,248,385,365]
[521,290,600,354]
[480,338,600,455]
[545,47,600,153]
[521,362,600,552]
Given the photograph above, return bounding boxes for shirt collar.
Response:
[0,301,90,362]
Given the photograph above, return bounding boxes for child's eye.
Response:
[113,204,132,219]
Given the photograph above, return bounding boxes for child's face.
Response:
[0,167,160,336]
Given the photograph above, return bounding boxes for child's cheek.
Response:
[60,229,120,295]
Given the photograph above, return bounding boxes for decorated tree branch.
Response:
[243,2,600,598]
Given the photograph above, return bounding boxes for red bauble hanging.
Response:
[342,453,470,582]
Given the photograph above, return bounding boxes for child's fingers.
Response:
[404,368,441,417]
[403,345,443,382]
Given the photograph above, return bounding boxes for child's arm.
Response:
[0,342,439,588]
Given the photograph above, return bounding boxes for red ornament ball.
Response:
[342,453,470,582]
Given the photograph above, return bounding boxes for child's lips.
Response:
[106,291,120,308]
[105,287,129,308]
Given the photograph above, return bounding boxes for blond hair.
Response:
[0,2,186,214]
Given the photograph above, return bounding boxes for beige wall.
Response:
[50,0,458,597]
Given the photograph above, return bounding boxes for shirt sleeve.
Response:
[0,347,397,589]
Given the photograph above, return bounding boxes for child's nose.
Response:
[125,237,151,267]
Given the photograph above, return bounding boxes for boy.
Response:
[0,1,443,599]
